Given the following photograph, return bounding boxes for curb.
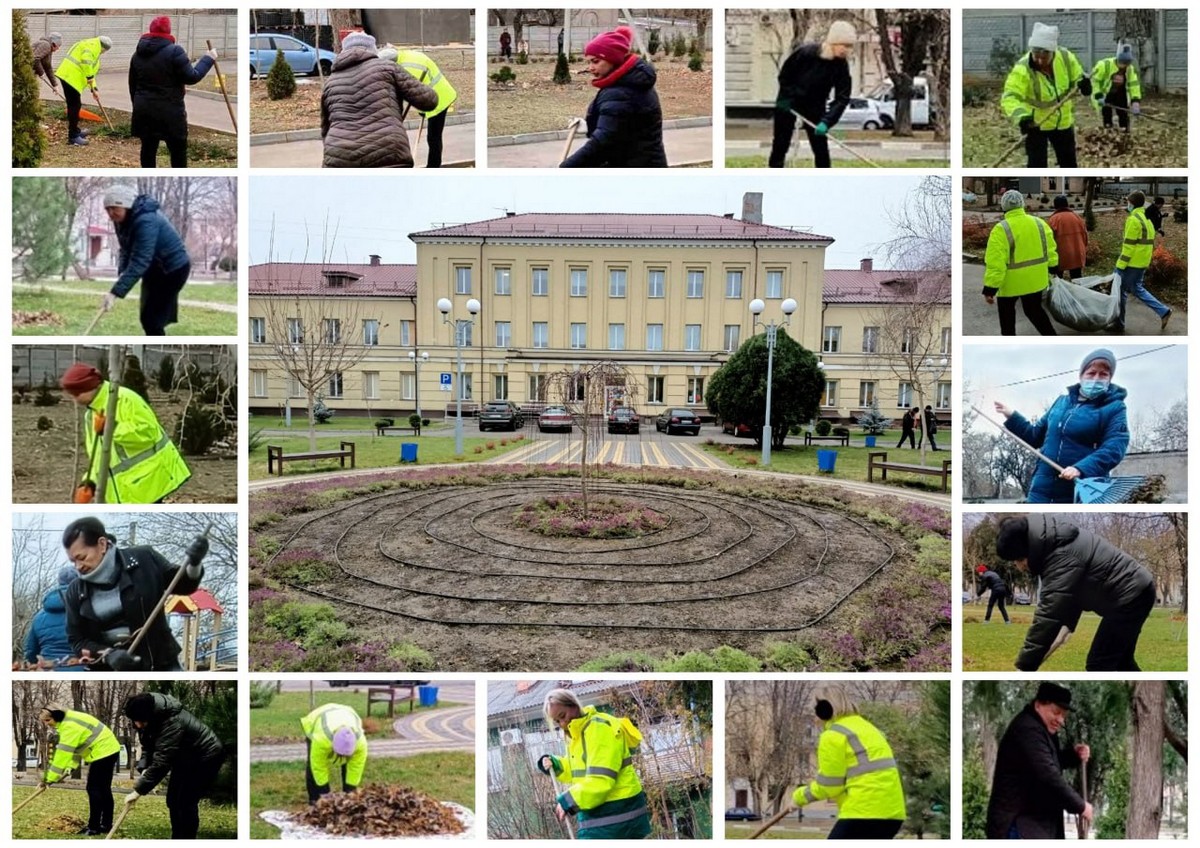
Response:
[488,116,712,147]
[189,89,238,104]
[250,111,475,146]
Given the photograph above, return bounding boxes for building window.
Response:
[400,320,412,347]
[362,319,379,346]
[455,266,472,295]
[937,382,952,409]
[941,326,951,355]
[609,269,627,298]
[723,325,740,352]
[458,373,473,401]
[686,269,704,298]
[648,269,665,298]
[251,369,267,397]
[494,267,512,295]
[287,317,303,344]
[400,373,415,400]
[362,371,380,400]
[250,317,265,344]
[898,382,913,408]
[495,321,512,347]
[529,374,547,401]
[328,372,344,398]
[725,270,743,298]
[568,375,586,402]
[459,322,473,347]
[289,376,303,398]
[821,380,838,407]
[859,381,876,406]
[646,324,664,351]
[684,324,701,351]
[862,326,879,353]
[570,268,588,296]
[687,377,704,404]
[570,323,586,349]
[494,375,509,400]
[766,270,783,298]
[532,322,549,349]
[532,267,548,296]
[321,318,341,344]
[822,326,841,353]
[608,323,625,350]
[647,376,665,404]
[902,328,916,354]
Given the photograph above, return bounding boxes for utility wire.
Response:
[971,345,1179,394]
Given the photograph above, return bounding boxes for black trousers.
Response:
[1086,582,1157,671]
[769,110,831,168]
[918,430,939,451]
[1102,89,1130,129]
[139,134,189,168]
[165,752,223,839]
[305,739,349,803]
[986,592,1010,622]
[896,429,915,449]
[139,261,190,335]
[63,82,83,138]
[86,752,118,832]
[1025,127,1077,168]
[828,818,904,839]
[425,110,447,168]
[997,292,1058,336]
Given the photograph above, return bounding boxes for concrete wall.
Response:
[361,9,473,46]
[14,345,234,388]
[24,12,238,60]
[488,19,707,57]
[1114,450,1188,503]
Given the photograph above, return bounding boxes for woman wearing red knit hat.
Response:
[561,25,666,168]
[128,15,219,167]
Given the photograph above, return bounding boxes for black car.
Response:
[725,807,763,821]
[479,400,524,431]
[656,408,702,436]
[607,407,641,434]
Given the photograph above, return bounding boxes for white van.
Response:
[865,76,933,128]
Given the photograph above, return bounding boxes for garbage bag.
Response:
[1043,274,1119,332]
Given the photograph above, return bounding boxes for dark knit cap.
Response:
[1034,682,1073,709]
[123,693,157,722]
[995,516,1030,561]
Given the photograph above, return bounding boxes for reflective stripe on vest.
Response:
[399,61,442,86]
[111,433,173,475]
[571,756,633,778]
[1027,49,1071,108]
[577,804,651,830]
[1119,215,1153,265]
[802,786,817,804]
[829,722,900,778]
[58,715,105,757]
[816,773,845,787]
[999,218,1050,270]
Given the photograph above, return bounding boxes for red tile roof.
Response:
[249,262,417,296]
[823,269,951,304]
[411,213,832,242]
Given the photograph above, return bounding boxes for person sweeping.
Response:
[975,564,1011,624]
[377,45,458,168]
[301,703,368,803]
[769,21,855,168]
[55,35,112,146]
[31,31,63,93]
[1000,23,1090,167]
[39,704,121,835]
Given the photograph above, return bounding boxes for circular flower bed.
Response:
[512,493,669,539]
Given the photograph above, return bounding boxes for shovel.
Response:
[40,76,103,122]
[14,784,48,815]
[791,111,881,168]
[971,404,1147,504]
[748,806,796,839]
[559,117,584,163]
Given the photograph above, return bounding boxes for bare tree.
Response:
[493,9,562,48]
[328,9,362,51]
[1127,681,1165,838]
[1114,11,1159,93]
[725,680,816,814]
[866,11,949,138]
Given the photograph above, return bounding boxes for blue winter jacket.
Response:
[113,195,190,297]
[1005,383,1130,504]
[25,588,85,670]
[561,56,667,168]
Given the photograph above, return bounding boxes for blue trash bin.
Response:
[417,685,438,707]
[400,443,418,463]
[864,435,877,448]
[816,449,838,473]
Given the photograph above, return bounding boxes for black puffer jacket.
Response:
[1016,515,1155,670]
[986,702,1085,838]
[977,569,1007,598]
[775,43,852,127]
[133,693,224,794]
[320,47,438,168]
[128,35,214,139]
[561,56,666,168]
[64,545,203,671]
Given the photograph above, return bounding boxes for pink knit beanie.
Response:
[585,26,633,64]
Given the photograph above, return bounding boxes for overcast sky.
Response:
[249,173,930,269]
[963,343,1186,434]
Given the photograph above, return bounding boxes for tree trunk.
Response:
[306,386,318,450]
[1127,681,1165,838]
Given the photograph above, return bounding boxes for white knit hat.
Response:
[1000,190,1025,212]
[341,30,376,53]
[1028,23,1058,52]
[47,31,63,47]
[98,36,112,51]
[825,20,857,46]
[377,46,398,63]
[102,184,138,209]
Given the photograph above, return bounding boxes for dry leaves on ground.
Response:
[298,785,465,838]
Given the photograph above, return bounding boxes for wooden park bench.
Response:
[375,423,420,436]
[267,441,356,477]
[367,684,416,719]
[804,432,850,447]
[867,451,952,492]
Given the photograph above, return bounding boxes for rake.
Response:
[748,806,796,839]
[970,405,1146,504]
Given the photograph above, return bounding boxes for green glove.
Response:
[775,97,792,112]
[814,122,829,136]
[537,754,562,776]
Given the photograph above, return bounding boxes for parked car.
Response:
[538,406,574,432]
[328,680,431,688]
[250,33,336,78]
[607,407,641,434]
[721,420,754,437]
[1012,590,1032,606]
[865,76,934,128]
[656,408,702,436]
[479,400,524,432]
[836,97,885,130]
[725,807,763,822]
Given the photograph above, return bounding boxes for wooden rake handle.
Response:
[969,404,1069,475]
[13,784,48,814]
[748,806,796,839]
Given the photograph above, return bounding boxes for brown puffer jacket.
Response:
[320,46,438,168]
[32,37,58,84]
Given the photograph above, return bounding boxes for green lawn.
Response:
[249,434,529,479]
[726,155,949,168]
[962,606,1187,671]
[12,785,236,839]
[13,289,236,336]
[250,752,474,840]
[15,278,237,304]
[250,690,459,742]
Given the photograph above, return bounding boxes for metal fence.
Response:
[23,13,238,61]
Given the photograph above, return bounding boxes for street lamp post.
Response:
[749,297,798,467]
[437,297,480,458]
[407,349,430,420]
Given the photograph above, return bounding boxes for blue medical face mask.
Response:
[1126,204,1134,213]
[1080,379,1110,398]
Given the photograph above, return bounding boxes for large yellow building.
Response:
[248,196,950,425]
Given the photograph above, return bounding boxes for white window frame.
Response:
[570,268,588,297]
[322,318,341,345]
[362,319,379,347]
[608,323,625,350]
[859,381,876,406]
[647,269,665,298]
[687,377,704,404]
[529,374,547,402]
[609,268,627,298]
[455,266,472,295]
[647,376,665,404]
[686,269,704,298]
[941,327,952,355]
[251,369,268,397]
[532,322,549,349]
[723,324,740,352]
[822,380,838,407]
[250,317,265,344]
[725,270,743,298]
[328,372,344,398]
[494,267,512,296]
[532,267,549,296]
[822,326,841,353]
[570,323,587,349]
[494,374,509,400]
[646,324,664,351]
[766,270,784,299]
[684,324,702,351]
[898,382,913,408]
[400,320,412,347]
[862,326,879,353]
[937,381,952,409]
[495,321,512,347]
[287,317,303,345]
[362,371,380,400]
[400,372,415,400]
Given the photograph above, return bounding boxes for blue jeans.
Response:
[1116,266,1169,328]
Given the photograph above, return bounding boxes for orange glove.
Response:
[74,482,96,504]
[93,413,106,435]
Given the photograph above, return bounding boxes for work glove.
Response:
[536,754,561,776]
[1043,625,1073,660]
[1093,92,1105,104]
[102,648,141,671]
[556,792,579,815]
[37,780,48,790]
[1078,77,1092,97]
[123,791,140,808]
[1018,116,1036,135]
[74,482,96,504]
[1131,101,1141,115]
[101,292,117,312]
[185,535,210,565]
[813,121,829,136]
[207,48,219,61]
[93,412,106,435]
[775,97,792,112]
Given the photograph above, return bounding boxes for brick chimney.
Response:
[860,258,873,273]
[369,254,381,266]
[742,192,764,224]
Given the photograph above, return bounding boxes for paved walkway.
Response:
[961,262,1186,336]
[487,124,712,167]
[14,282,238,313]
[725,137,950,164]
[40,70,236,133]
[250,121,475,168]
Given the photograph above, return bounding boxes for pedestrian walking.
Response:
[896,408,916,449]
[983,190,1058,335]
[1001,23,1090,167]
[769,21,854,168]
[32,32,63,92]
[55,35,113,146]
[1144,196,1167,238]
[302,703,368,802]
[378,46,458,168]
[1047,195,1088,280]
[1114,191,1172,333]
[918,405,941,451]
[1091,45,1141,131]
[975,564,1010,624]
[39,704,121,835]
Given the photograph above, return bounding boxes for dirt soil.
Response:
[12,389,236,504]
[255,478,908,671]
[249,47,476,135]
[37,105,236,168]
[487,53,712,136]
